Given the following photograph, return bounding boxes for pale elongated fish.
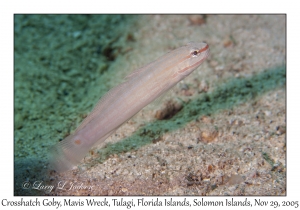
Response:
[50,42,209,172]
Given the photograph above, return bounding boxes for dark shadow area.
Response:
[14,158,49,196]
[97,66,286,163]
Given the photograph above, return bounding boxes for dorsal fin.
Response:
[124,62,153,81]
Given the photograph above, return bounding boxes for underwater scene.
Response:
[14,15,285,195]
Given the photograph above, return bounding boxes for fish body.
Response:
[50,42,210,172]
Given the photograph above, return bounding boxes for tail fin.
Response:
[49,134,89,172]
[49,129,118,172]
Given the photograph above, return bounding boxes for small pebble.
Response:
[189,15,206,25]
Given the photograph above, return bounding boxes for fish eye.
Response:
[191,50,199,57]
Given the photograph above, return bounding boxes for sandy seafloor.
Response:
[14,15,286,195]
